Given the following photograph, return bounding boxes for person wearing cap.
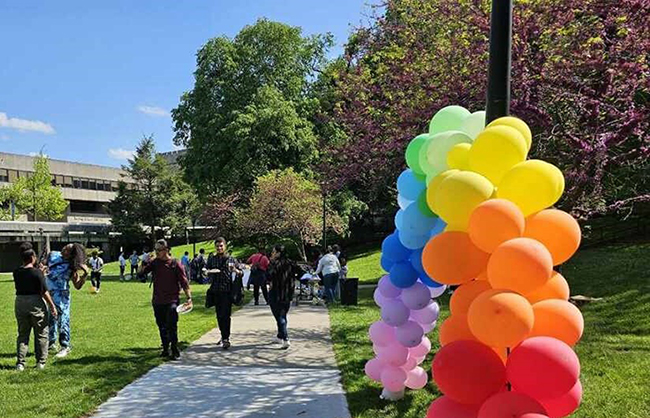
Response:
[139,239,192,360]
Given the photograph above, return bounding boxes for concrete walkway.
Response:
[91,301,351,418]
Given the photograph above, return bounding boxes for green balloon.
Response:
[405,133,430,174]
[417,190,436,218]
[428,105,470,135]
[458,110,486,140]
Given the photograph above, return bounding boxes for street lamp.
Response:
[485,0,513,124]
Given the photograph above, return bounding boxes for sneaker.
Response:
[222,340,231,350]
[95,288,100,293]
[254,301,260,306]
[171,347,181,361]
[216,339,222,347]
[281,339,291,350]
[55,347,70,358]
[36,363,45,370]
[16,364,25,372]
[160,348,170,358]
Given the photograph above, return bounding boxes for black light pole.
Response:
[322,190,327,250]
[485,0,513,124]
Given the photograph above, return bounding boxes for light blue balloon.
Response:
[394,210,405,230]
[398,229,429,250]
[401,203,437,236]
[429,218,447,238]
[397,169,426,200]
[397,194,413,210]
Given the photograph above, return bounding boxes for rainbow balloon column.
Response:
[416,106,584,418]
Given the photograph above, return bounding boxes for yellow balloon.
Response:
[496,160,565,216]
[468,125,528,185]
[433,171,494,230]
[447,143,472,170]
[423,131,472,176]
[487,116,533,151]
[426,169,459,213]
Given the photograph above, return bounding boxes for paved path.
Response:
[91,301,350,418]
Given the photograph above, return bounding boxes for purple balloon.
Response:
[430,285,447,299]
[396,321,425,348]
[409,336,432,358]
[373,288,390,307]
[381,365,408,392]
[401,281,432,310]
[410,301,440,324]
[420,321,437,333]
[381,299,410,327]
[405,366,428,390]
[377,343,409,367]
[365,357,386,382]
[378,274,402,298]
[369,321,397,347]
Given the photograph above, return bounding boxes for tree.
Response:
[9,155,68,221]
[172,19,333,196]
[237,168,346,261]
[108,136,197,246]
[323,0,649,218]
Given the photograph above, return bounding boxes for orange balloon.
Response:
[525,271,570,304]
[488,238,553,295]
[423,231,490,285]
[476,270,489,281]
[450,280,493,316]
[468,289,534,348]
[524,209,582,265]
[531,300,584,346]
[439,315,477,346]
[468,199,525,253]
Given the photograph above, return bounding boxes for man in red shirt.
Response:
[140,239,192,360]
[247,247,270,305]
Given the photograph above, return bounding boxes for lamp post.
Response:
[485,0,513,124]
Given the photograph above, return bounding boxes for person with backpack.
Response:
[267,244,302,349]
[139,239,192,360]
[246,246,270,305]
[204,237,242,350]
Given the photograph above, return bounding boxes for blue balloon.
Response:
[381,232,411,262]
[401,203,437,236]
[389,261,419,288]
[397,169,426,200]
[397,193,413,210]
[394,209,405,230]
[398,229,429,250]
[380,255,395,273]
[429,217,447,238]
[409,248,424,273]
[419,273,444,288]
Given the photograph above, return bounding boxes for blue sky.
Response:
[0,0,372,167]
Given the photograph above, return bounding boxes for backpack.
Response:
[230,270,244,306]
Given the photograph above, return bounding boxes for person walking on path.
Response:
[247,247,270,305]
[118,252,126,281]
[45,243,88,358]
[140,248,152,283]
[129,250,139,280]
[204,237,242,350]
[139,239,192,361]
[181,251,191,276]
[266,244,302,349]
[89,251,104,293]
[314,246,341,304]
[14,246,58,371]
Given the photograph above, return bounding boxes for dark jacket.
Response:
[206,253,238,292]
[267,257,302,303]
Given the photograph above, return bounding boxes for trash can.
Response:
[341,277,359,306]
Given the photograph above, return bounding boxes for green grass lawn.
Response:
[329,243,650,418]
[0,273,249,418]
[347,243,385,284]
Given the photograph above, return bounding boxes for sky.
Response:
[0,0,373,167]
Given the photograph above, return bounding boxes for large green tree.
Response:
[172,19,333,196]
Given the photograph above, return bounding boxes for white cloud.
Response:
[108,148,135,161]
[137,105,169,117]
[0,112,55,134]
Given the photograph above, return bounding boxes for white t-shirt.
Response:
[90,257,104,272]
[119,254,126,266]
[315,253,341,276]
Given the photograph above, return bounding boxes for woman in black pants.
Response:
[266,244,302,349]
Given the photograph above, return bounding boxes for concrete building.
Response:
[0,152,132,271]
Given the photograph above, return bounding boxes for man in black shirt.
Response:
[205,237,242,350]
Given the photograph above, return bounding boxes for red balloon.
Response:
[478,392,547,418]
[432,340,506,405]
[540,380,583,418]
[426,396,480,418]
[507,337,580,400]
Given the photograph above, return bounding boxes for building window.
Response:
[8,170,18,183]
[69,200,99,213]
[111,181,119,191]
[81,179,89,189]
[63,176,73,188]
[97,182,104,191]
[0,169,8,182]
[55,175,64,185]
[89,180,97,190]
[73,178,81,188]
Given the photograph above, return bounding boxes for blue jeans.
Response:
[49,290,71,348]
[323,273,339,303]
[268,289,290,340]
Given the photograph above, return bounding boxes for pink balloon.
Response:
[372,344,382,356]
[518,414,549,418]
[414,355,426,365]
[409,336,432,357]
[374,288,390,307]
[401,281,432,310]
[380,365,407,392]
[410,301,440,324]
[369,321,397,347]
[426,396,480,418]
[381,298,410,327]
[540,380,582,418]
[377,343,409,367]
[378,274,402,298]
[396,320,425,347]
[430,285,447,298]
[364,357,385,382]
[405,366,428,389]
[478,392,547,418]
[401,355,418,371]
